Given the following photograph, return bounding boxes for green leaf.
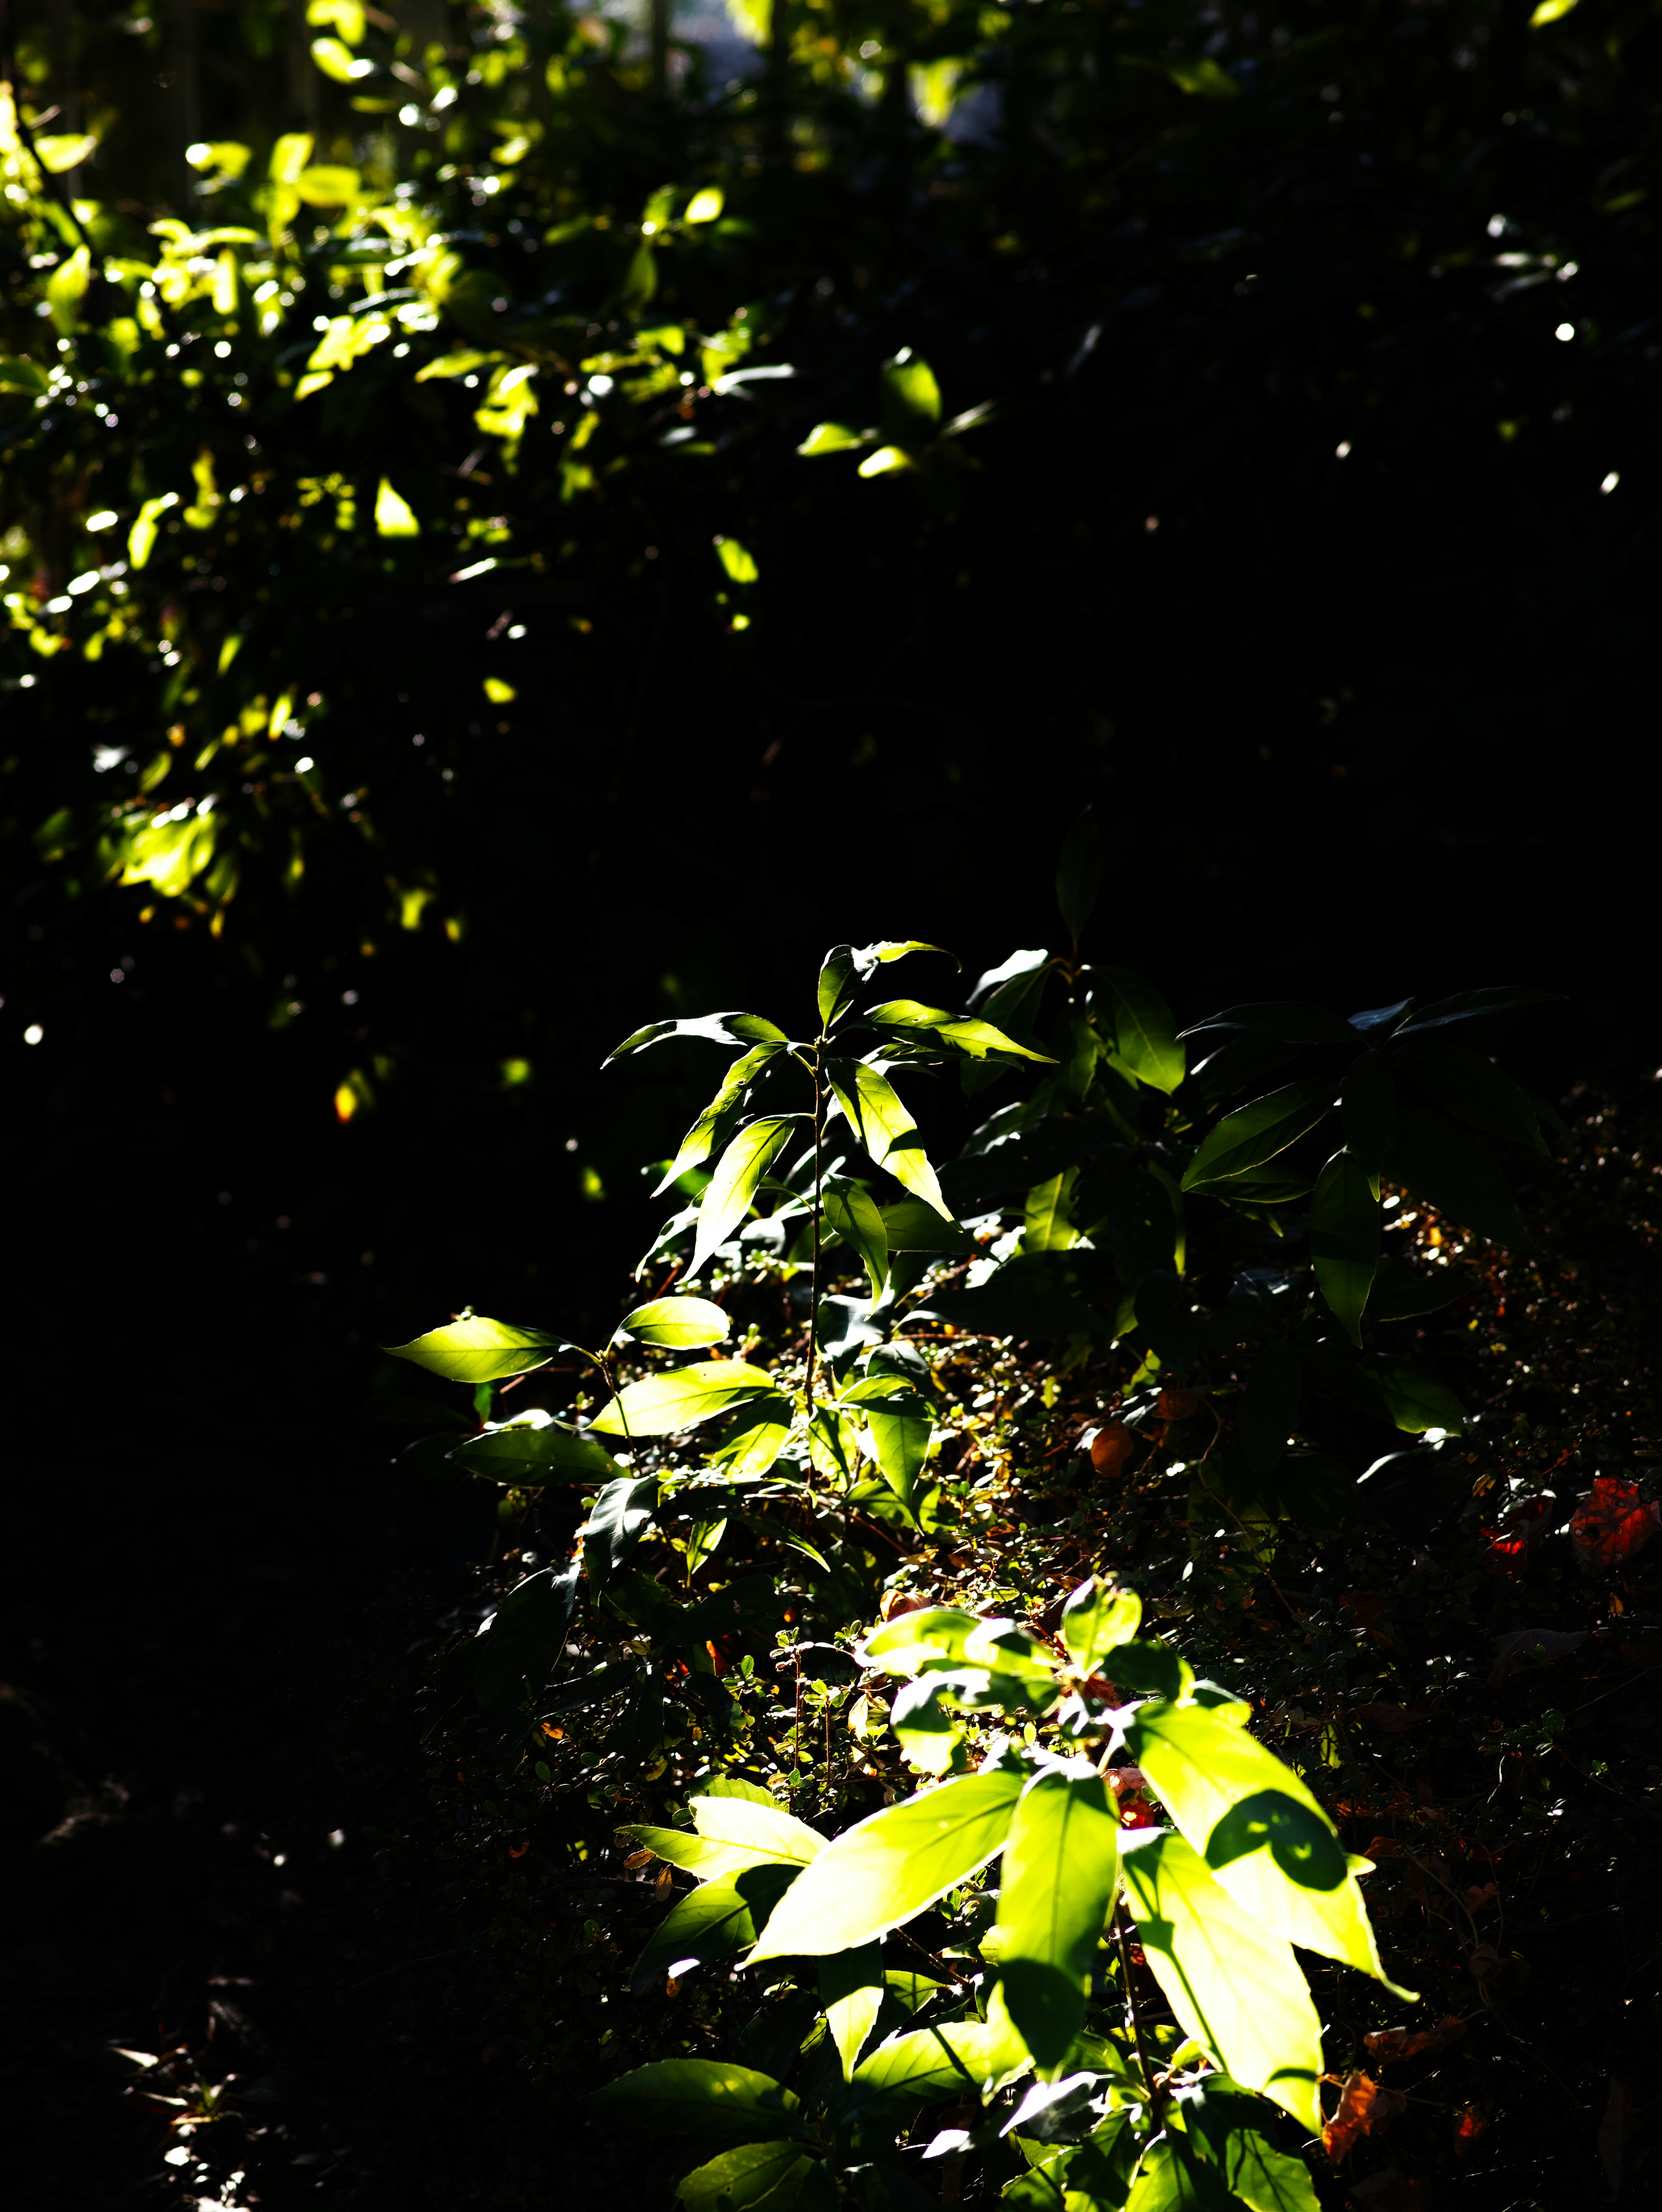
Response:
[1127,1707,1409,1994]
[706,1394,796,1475]
[1167,55,1240,97]
[1124,2133,1232,2211]
[621,1296,733,1349]
[464,1561,581,1714]
[1310,1151,1379,1347]
[798,421,872,457]
[851,2017,1030,2107]
[678,2141,814,2212]
[882,348,941,424]
[1056,810,1104,948]
[823,1177,890,1300]
[605,1013,791,1065]
[747,1769,1025,1963]
[583,1474,659,1588]
[818,1944,886,2080]
[657,1044,786,1192]
[862,1606,986,1672]
[1368,1259,1469,1322]
[1236,1347,1301,1476]
[879,1198,975,1253]
[827,1061,952,1218]
[995,1770,1119,2074]
[1385,1099,1530,1247]
[1339,1051,1394,1198]
[689,1793,826,1868]
[715,535,759,584]
[1393,1040,1549,1155]
[1096,970,1185,1093]
[818,945,860,1025]
[631,1864,800,1992]
[1022,1171,1079,1254]
[1181,1001,1359,1047]
[1180,1082,1334,1192]
[890,1678,966,1774]
[621,1823,783,1883]
[590,2058,800,2141]
[1060,1579,1143,1673]
[448,1411,621,1484]
[866,1002,1053,1062]
[864,1394,934,1511]
[691,1118,803,1277]
[1117,1831,1322,2132]
[383,1315,564,1384]
[1177,2085,1319,2212]
[591,1360,777,1436]
[1392,986,1562,1038]
[1366,1360,1466,1436]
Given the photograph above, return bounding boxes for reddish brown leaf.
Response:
[1324,2071,1408,2163]
[1090,1421,1136,1474]
[1453,2103,1490,2147]
[1364,2017,1466,2065]
[1571,1478,1662,1572]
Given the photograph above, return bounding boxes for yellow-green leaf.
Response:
[591,1360,777,1437]
[619,1296,732,1349]
[383,1315,562,1383]
[995,1770,1119,2074]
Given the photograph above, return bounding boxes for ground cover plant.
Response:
[265,842,1660,2212]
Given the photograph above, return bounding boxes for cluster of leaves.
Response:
[3,0,1661,1102]
[355,834,1637,2209]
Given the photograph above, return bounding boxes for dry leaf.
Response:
[1324,2071,1408,2163]
[1364,2017,1466,2065]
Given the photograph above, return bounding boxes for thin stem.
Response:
[805,1038,826,1410]
[1112,1898,1163,2119]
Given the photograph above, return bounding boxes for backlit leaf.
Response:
[679,2140,813,2212]
[1128,1706,1409,1993]
[656,1043,786,1192]
[747,1768,1024,1962]
[690,1117,802,1277]
[384,1315,565,1383]
[1060,1579,1143,1673]
[995,1770,1119,2074]
[591,1360,777,1436]
[1096,969,1185,1093]
[823,1177,889,1300]
[689,1794,826,1868]
[819,1944,886,2080]
[1118,1830,1322,2132]
[631,1865,799,1992]
[827,1060,952,1217]
[605,1013,791,1065]
[621,1296,733,1349]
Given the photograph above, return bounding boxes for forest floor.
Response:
[3,1080,1660,2212]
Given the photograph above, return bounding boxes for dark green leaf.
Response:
[630,1865,800,1993]
[468,1560,581,1714]
[1309,1151,1379,1347]
[1393,1040,1549,1155]
[583,1473,660,1589]
[590,2057,800,2140]
[878,1198,975,1254]
[1125,2132,1233,2211]
[1385,1099,1530,1247]
[1368,1257,1471,1321]
[1056,809,1104,946]
[448,1412,620,1484]
[1180,1082,1334,1192]
[1392,986,1562,1038]
[1339,1051,1394,1196]
[1180,1002,1358,1046]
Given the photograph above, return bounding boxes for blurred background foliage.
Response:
[1,0,1659,1378]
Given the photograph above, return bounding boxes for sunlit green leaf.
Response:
[823,1177,889,1299]
[1096,969,1185,1094]
[1128,1705,1410,1993]
[591,1360,777,1436]
[631,1865,799,1993]
[827,1060,952,1218]
[656,1043,786,1193]
[383,1315,565,1383]
[620,1296,733,1349]
[747,1768,1024,1962]
[995,1769,1118,2074]
[690,1116,802,1277]
[605,1013,791,1065]
[689,1793,826,1868]
[679,2140,813,2212]
[1118,1829,1323,2132]
[1060,1579,1143,1673]
[819,1944,886,2080]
